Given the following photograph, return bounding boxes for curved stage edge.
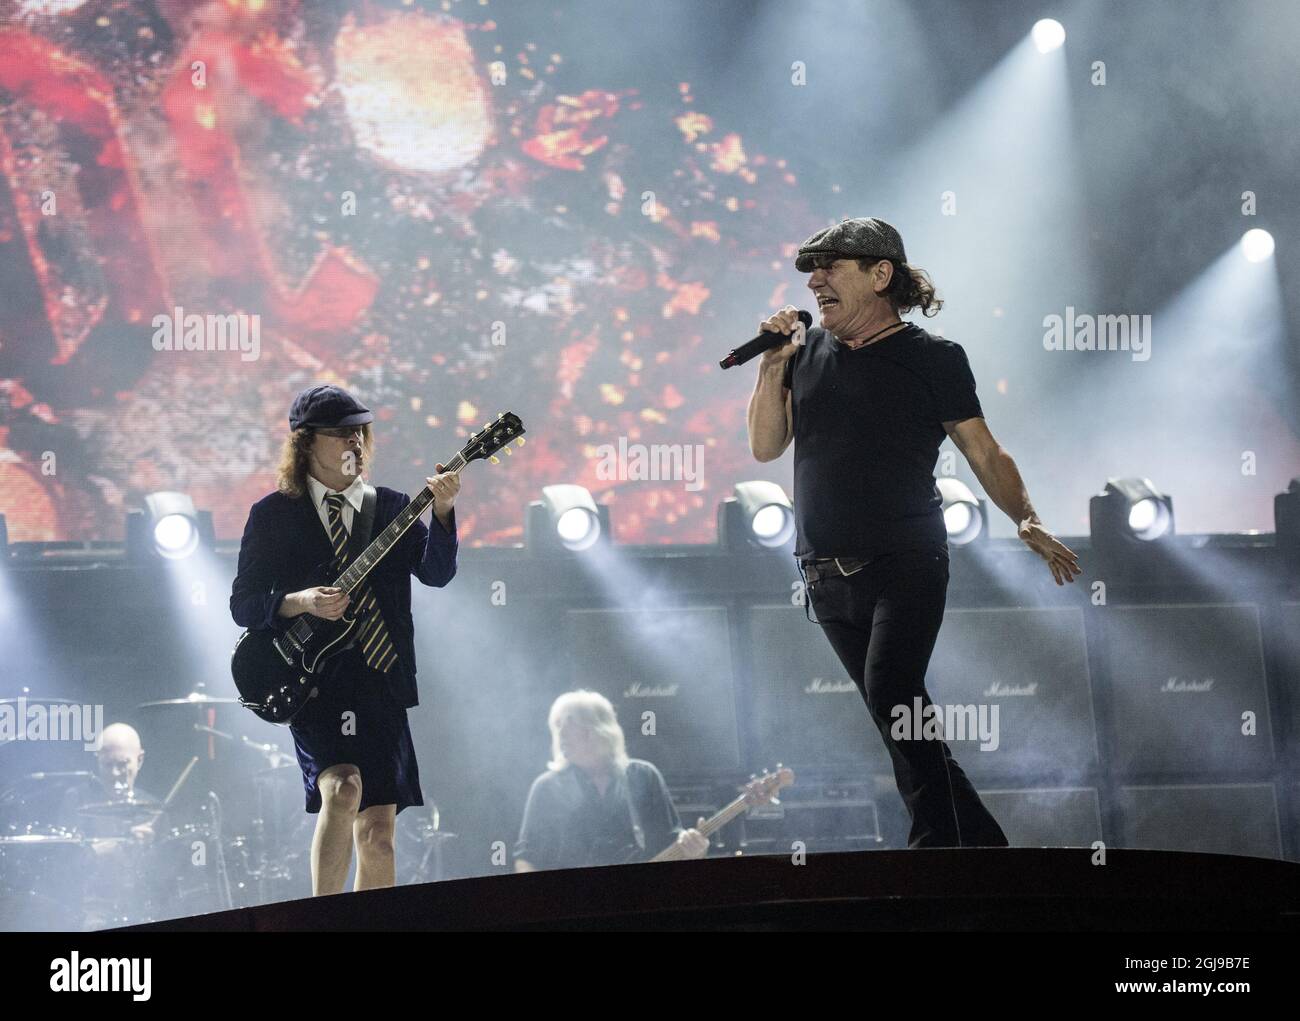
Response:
[117,848,1300,932]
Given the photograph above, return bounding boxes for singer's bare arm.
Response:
[749,363,793,462]
[748,306,801,462]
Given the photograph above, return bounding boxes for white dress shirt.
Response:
[305,474,366,541]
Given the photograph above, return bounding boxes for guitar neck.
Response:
[649,790,754,863]
[332,451,467,593]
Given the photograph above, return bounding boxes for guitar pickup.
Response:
[272,636,295,666]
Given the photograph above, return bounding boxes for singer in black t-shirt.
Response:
[746,217,1081,848]
[780,319,983,559]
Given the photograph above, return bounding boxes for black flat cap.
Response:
[288,384,374,431]
[795,216,908,272]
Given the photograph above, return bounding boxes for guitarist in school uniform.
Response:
[513,690,709,872]
[230,384,460,895]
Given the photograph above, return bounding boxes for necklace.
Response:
[840,320,907,350]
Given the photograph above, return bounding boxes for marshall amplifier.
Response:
[747,605,893,774]
[738,780,882,853]
[1117,783,1283,859]
[926,607,1098,781]
[976,787,1103,848]
[1291,782,1300,862]
[412,592,562,852]
[1275,602,1300,757]
[1100,603,1275,774]
[564,606,740,773]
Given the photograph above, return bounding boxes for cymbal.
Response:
[0,696,81,705]
[0,833,86,846]
[138,693,241,709]
[76,798,164,821]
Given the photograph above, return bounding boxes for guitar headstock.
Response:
[460,412,525,466]
[741,765,795,807]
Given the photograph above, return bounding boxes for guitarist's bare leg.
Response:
[353,804,397,890]
[311,764,362,895]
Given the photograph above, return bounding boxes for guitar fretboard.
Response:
[650,790,753,863]
[276,409,523,648]
[333,450,468,594]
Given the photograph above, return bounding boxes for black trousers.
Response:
[805,547,1008,848]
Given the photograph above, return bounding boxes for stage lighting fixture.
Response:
[1090,477,1175,544]
[737,481,795,548]
[1032,18,1066,53]
[937,477,988,546]
[126,491,214,562]
[1089,477,1176,580]
[1241,228,1275,263]
[526,484,608,553]
[718,481,795,551]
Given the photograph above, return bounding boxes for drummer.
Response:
[64,723,160,847]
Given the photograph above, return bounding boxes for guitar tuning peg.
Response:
[503,447,512,455]
[489,455,500,464]
[516,437,526,446]
[483,422,491,431]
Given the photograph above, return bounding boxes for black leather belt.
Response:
[801,557,869,584]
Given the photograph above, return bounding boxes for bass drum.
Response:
[0,824,91,931]
[143,823,230,921]
[224,817,313,909]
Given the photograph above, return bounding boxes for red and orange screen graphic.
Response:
[0,0,810,545]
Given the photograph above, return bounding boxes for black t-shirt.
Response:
[513,760,683,870]
[782,322,983,559]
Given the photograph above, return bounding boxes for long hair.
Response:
[275,423,375,498]
[546,689,630,772]
[859,258,943,317]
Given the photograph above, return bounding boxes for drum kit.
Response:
[2,691,457,930]
[2,694,249,930]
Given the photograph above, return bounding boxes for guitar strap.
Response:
[337,483,377,654]
[346,483,378,566]
[622,765,646,858]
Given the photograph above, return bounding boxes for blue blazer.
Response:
[229,486,457,709]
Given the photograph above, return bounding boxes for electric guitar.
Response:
[231,412,525,724]
[650,765,794,862]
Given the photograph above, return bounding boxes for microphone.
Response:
[719,310,813,369]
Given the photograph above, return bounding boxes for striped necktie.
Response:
[323,492,397,674]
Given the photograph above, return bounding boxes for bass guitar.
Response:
[650,765,794,861]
